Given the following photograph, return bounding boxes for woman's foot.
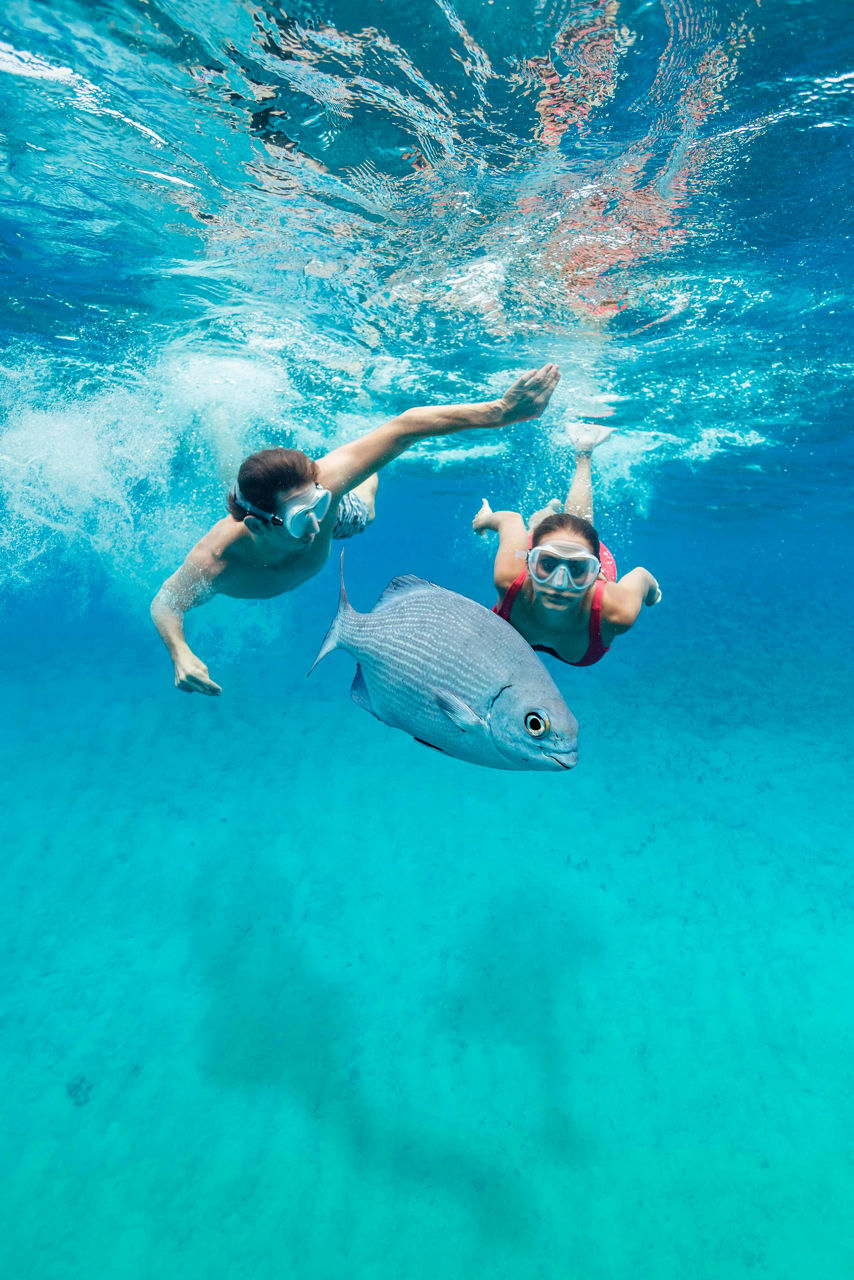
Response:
[472,497,494,534]
[563,422,613,455]
[527,497,563,532]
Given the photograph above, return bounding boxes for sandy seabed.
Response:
[2,507,852,1280]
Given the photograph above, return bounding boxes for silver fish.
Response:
[311,557,579,771]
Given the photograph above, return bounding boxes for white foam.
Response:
[399,441,508,468]
[0,348,309,600]
[0,326,774,607]
[685,427,767,461]
[0,40,167,144]
[138,170,197,189]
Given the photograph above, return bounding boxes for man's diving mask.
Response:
[527,541,601,593]
[233,480,332,537]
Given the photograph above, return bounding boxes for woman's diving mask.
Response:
[527,541,601,593]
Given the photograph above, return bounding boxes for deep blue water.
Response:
[1,1,853,1276]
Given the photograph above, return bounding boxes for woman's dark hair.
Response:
[227,448,318,520]
[531,513,600,559]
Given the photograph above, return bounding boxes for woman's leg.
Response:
[527,497,563,533]
[564,451,594,521]
[527,423,612,531]
[563,424,612,522]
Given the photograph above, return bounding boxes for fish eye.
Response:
[525,711,549,738]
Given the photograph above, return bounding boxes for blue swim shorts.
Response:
[332,491,371,540]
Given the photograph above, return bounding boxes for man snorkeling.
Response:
[151,363,561,694]
[473,423,661,667]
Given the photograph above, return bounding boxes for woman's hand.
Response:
[645,576,662,606]
[472,497,495,534]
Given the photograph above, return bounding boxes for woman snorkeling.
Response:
[473,425,661,667]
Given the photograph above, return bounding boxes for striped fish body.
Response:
[313,565,579,772]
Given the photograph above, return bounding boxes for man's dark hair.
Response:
[227,448,318,521]
[531,512,600,559]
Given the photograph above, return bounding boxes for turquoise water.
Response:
[1,1,853,1276]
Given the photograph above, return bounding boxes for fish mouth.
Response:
[549,751,578,770]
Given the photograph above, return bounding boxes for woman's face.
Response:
[528,538,599,609]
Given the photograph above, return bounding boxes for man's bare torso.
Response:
[194,510,337,600]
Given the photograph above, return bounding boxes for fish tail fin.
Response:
[308,550,355,674]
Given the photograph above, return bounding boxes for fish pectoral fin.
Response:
[350,664,377,717]
[435,689,485,732]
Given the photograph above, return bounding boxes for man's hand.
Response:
[495,363,561,425]
[174,649,222,696]
[645,576,662,607]
[317,361,561,496]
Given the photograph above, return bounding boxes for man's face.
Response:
[272,482,332,545]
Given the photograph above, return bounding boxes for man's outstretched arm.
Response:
[150,553,223,695]
[317,363,560,495]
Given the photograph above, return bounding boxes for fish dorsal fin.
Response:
[435,689,485,732]
[350,664,377,717]
[375,574,435,607]
[309,550,354,674]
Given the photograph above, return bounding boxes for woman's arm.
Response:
[316,364,560,496]
[601,568,661,636]
[473,498,529,591]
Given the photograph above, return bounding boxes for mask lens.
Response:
[568,558,597,585]
[284,486,331,536]
[314,487,332,523]
[287,509,310,538]
[530,545,600,590]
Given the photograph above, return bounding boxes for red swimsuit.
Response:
[492,542,617,668]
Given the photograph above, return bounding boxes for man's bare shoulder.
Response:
[190,516,252,567]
